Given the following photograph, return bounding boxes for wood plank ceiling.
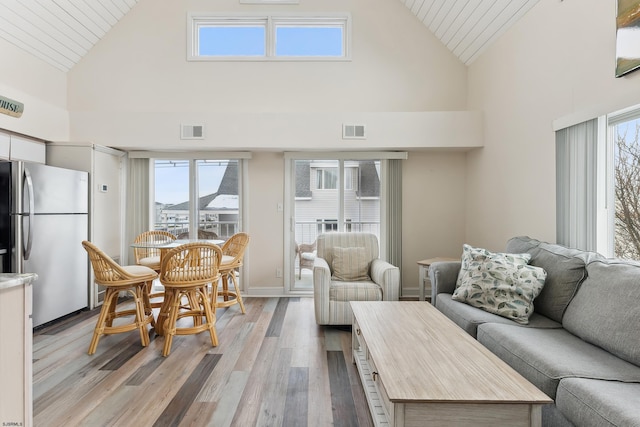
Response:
[0,0,139,72]
[0,0,538,72]
[399,0,540,65]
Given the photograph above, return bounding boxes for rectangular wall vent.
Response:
[342,124,366,139]
[181,124,205,140]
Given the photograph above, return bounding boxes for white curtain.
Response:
[125,157,150,264]
[556,118,598,250]
[385,159,402,286]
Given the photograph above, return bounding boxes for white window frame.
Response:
[187,12,351,61]
[601,105,640,258]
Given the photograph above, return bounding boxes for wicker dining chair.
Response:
[133,230,176,271]
[214,232,250,314]
[133,230,176,308]
[82,240,157,355]
[159,242,222,357]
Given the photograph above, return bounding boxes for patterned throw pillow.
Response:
[453,244,546,324]
[456,244,531,288]
[332,247,371,281]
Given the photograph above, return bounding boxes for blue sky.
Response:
[199,25,343,56]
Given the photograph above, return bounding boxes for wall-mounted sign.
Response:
[0,95,24,118]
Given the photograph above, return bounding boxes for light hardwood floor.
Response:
[33,297,374,427]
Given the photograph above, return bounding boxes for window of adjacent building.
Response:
[188,13,351,60]
[316,168,338,190]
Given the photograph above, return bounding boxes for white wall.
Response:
[466,0,640,251]
[402,150,467,293]
[0,39,68,141]
[67,0,478,151]
[66,0,472,292]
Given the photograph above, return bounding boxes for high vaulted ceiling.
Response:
[400,0,540,65]
[0,0,139,72]
[0,0,539,72]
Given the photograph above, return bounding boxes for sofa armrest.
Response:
[371,258,400,301]
[429,261,461,306]
[313,257,331,323]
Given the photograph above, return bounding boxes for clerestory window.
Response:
[187,13,351,61]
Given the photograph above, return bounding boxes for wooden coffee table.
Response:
[351,301,552,427]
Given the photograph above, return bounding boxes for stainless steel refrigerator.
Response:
[0,161,89,327]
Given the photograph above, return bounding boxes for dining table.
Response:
[130,238,224,335]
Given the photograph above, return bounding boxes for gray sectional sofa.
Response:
[429,236,640,427]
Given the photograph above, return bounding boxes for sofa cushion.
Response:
[477,323,640,399]
[331,247,371,281]
[529,243,586,323]
[453,244,546,324]
[505,235,542,254]
[436,293,561,338]
[563,259,640,367]
[556,378,640,427]
[506,237,587,323]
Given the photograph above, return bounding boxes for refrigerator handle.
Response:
[23,167,34,261]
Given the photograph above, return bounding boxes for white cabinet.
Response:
[0,274,36,427]
[0,132,46,163]
[46,142,125,308]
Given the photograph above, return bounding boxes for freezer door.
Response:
[26,214,88,327]
[24,163,89,214]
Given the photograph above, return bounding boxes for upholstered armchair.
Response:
[313,232,400,325]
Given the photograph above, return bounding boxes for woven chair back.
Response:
[221,232,250,268]
[133,230,176,262]
[83,240,150,286]
[160,242,222,287]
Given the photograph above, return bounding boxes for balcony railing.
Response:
[295,220,380,245]
[154,221,238,240]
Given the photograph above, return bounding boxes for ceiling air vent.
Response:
[342,124,366,139]
[181,124,205,140]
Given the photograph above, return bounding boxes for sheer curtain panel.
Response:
[125,158,150,264]
[556,118,598,251]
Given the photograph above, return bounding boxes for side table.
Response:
[417,257,458,302]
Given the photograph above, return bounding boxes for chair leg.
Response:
[134,285,150,347]
[200,286,218,347]
[186,290,202,326]
[141,281,155,329]
[210,281,218,315]
[88,288,116,355]
[221,275,230,302]
[105,291,118,327]
[162,290,182,357]
[229,271,245,314]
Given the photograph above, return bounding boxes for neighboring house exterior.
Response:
[157,160,380,243]
[294,160,381,245]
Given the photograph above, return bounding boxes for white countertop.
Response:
[0,273,38,290]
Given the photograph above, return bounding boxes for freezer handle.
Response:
[23,167,34,261]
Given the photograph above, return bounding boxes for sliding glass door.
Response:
[287,156,382,292]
